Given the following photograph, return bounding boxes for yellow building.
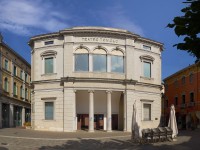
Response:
[0,34,31,128]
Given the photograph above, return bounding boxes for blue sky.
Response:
[0,0,195,79]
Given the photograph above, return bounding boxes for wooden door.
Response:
[112,114,118,130]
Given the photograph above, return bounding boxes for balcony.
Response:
[180,104,186,109]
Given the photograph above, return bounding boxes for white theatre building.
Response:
[29,27,163,132]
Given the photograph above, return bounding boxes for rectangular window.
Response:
[25,73,27,82]
[143,62,151,78]
[182,95,185,104]
[143,45,151,50]
[175,97,178,106]
[45,102,54,120]
[45,57,54,74]
[75,54,89,71]
[20,70,23,79]
[93,55,107,72]
[13,66,17,76]
[143,104,151,121]
[190,93,194,102]
[44,41,54,45]
[5,59,8,70]
[111,56,124,73]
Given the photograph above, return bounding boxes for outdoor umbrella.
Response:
[168,104,178,138]
[132,102,141,140]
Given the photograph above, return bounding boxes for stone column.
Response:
[22,107,25,126]
[0,102,2,128]
[106,90,112,132]
[88,90,94,132]
[9,104,14,127]
[123,91,127,131]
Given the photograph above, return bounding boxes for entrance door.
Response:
[14,106,22,127]
[94,114,104,130]
[112,114,118,130]
[2,103,9,128]
[77,114,89,130]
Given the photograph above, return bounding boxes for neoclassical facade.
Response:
[29,27,163,132]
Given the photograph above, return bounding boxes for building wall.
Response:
[30,27,163,132]
[164,63,200,129]
[0,35,31,128]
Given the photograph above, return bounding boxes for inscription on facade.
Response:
[81,37,118,44]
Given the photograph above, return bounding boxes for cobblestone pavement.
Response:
[0,128,199,150]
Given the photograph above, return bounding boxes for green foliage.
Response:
[167,0,200,60]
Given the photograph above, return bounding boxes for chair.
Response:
[165,127,173,140]
[158,127,167,142]
[151,128,160,142]
[142,128,152,143]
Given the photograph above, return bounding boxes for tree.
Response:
[167,0,200,62]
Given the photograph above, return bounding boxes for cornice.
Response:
[61,77,137,86]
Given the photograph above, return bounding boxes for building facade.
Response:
[0,34,31,128]
[163,63,200,129]
[29,27,163,132]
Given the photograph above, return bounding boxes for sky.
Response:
[0,0,196,79]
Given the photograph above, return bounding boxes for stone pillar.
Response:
[74,90,77,131]
[0,102,2,128]
[106,90,112,132]
[9,104,14,127]
[88,90,94,132]
[123,91,127,131]
[22,107,25,126]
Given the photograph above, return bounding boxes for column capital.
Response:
[106,90,112,94]
[88,90,94,93]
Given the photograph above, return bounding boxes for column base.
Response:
[106,130,112,132]
[88,130,94,133]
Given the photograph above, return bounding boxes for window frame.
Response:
[190,92,194,102]
[44,101,54,120]
[44,56,54,74]
[140,55,154,79]
[13,82,17,96]
[4,77,8,92]
[74,54,89,72]
[110,50,124,73]
[41,50,57,75]
[141,99,154,121]
[4,59,9,71]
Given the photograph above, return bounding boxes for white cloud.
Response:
[0,0,69,35]
[97,4,144,36]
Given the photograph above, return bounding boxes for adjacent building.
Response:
[163,63,200,129]
[0,34,31,128]
[29,27,163,132]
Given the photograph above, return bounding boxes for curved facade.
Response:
[29,27,163,132]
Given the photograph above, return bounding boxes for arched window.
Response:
[4,77,8,92]
[93,48,107,72]
[13,82,17,96]
[20,86,23,98]
[74,48,89,71]
[111,50,124,73]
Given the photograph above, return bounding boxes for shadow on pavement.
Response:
[39,129,199,150]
